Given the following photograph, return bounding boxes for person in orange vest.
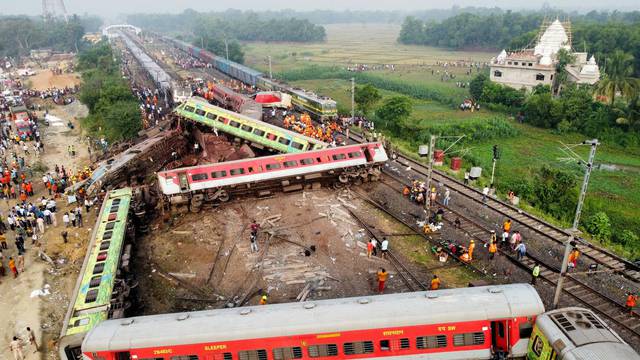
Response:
[488,240,497,260]
[377,268,388,294]
[19,191,27,203]
[430,274,441,290]
[503,219,512,233]
[8,256,18,278]
[626,293,637,314]
[259,294,268,305]
[402,186,411,197]
[567,249,580,271]
[460,251,470,263]
[468,240,476,260]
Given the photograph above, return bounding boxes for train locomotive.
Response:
[82,284,544,360]
[162,36,337,120]
[157,142,388,210]
[528,307,640,360]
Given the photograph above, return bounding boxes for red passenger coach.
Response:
[158,142,388,199]
[82,284,544,360]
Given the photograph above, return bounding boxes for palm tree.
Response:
[596,51,639,105]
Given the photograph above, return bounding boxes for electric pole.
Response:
[351,77,355,123]
[552,139,599,308]
[423,135,437,216]
[224,37,229,61]
[490,144,499,188]
[268,56,273,80]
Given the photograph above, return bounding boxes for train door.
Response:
[491,320,510,355]
[364,147,375,163]
[178,172,189,192]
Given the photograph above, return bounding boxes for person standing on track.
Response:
[443,188,451,206]
[26,327,38,353]
[468,240,476,260]
[515,242,527,261]
[430,274,441,290]
[367,239,374,258]
[488,240,497,260]
[531,263,540,285]
[626,293,638,314]
[380,237,389,259]
[377,268,388,294]
[9,336,24,360]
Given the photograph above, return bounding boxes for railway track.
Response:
[346,208,428,292]
[377,172,640,343]
[348,132,640,284]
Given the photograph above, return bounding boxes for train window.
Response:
[253,129,266,137]
[266,163,281,171]
[237,350,267,360]
[343,341,374,355]
[316,157,323,163]
[241,125,253,132]
[229,121,241,128]
[230,168,245,176]
[116,352,131,360]
[139,358,164,360]
[106,222,115,230]
[73,318,90,327]
[291,142,305,150]
[248,166,262,173]
[85,289,98,303]
[416,335,447,349]
[308,344,338,358]
[519,323,533,339]
[283,161,298,168]
[93,263,105,274]
[272,347,302,360]
[89,276,101,288]
[170,356,199,360]
[97,251,108,261]
[498,322,505,338]
[191,173,209,181]
[300,158,314,165]
[212,171,228,178]
[332,154,347,161]
[347,151,362,159]
[206,113,218,121]
[266,133,277,141]
[207,354,233,360]
[99,241,110,250]
[184,106,195,113]
[399,338,410,349]
[195,109,206,116]
[108,213,117,221]
[453,332,485,347]
[103,231,113,240]
[278,138,291,146]
[380,340,390,351]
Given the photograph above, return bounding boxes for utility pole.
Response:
[224,37,229,61]
[351,77,355,123]
[268,56,273,80]
[490,144,499,188]
[552,139,599,308]
[423,135,437,216]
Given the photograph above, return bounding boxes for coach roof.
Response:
[83,284,544,352]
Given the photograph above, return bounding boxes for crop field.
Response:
[245,23,640,259]
[244,23,494,70]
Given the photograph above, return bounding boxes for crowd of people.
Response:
[133,86,169,129]
[459,99,480,111]
[283,113,346,144]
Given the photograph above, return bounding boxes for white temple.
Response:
[490,20,600,90]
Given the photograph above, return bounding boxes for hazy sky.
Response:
[4,0,640,17]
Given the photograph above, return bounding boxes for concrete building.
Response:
[490,20,600,91]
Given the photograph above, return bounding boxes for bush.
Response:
[619,229,639,247]
[584,212,612,242]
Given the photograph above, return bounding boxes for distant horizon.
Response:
[4,1,640,19]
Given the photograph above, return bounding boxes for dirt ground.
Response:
[0,67,91,360]
[134,188,427,315]
[27,68,81,92]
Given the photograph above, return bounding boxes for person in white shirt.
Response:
[381,237,389,259]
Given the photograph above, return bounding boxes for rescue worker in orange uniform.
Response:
[627,293,638,314]
[488,241,497,260]
[430,275,441,290]
[377,268,388,294]
[468,240,476,260]
[259,294,268,305]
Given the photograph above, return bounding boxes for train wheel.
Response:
[333,181,345,190]
[218,190,230,202]
[338,173,350,183]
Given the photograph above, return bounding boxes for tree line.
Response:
[128,10,326,43]
[78,43,141,142]
[0,15,91,58]
[398,11,640,76]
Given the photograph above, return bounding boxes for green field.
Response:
[244,24,640,259]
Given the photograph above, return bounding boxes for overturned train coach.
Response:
[82,284,544,360]
[157,142,388,209]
